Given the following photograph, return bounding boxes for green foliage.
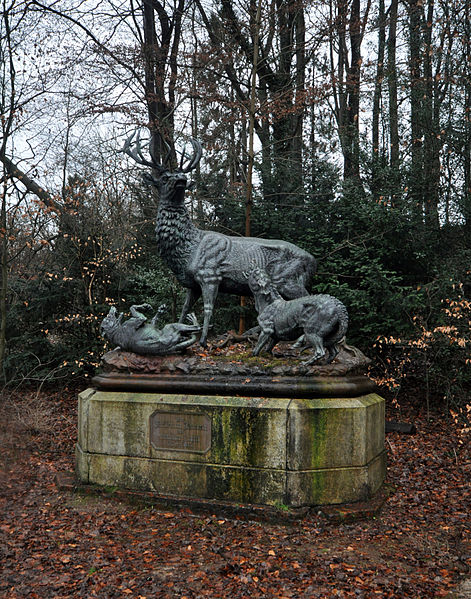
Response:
[375,273,471,407]
[297,181,426,345]
[122,256,185,322]
[3,271,105,383]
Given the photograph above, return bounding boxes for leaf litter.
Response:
[0,386,469,598]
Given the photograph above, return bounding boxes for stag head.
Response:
[122,129,202,205]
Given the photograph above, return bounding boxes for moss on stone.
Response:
[123,404,139,455]
[211,406,272,468]
[78,390,386,506]
[216,350,298,368]
[308,407,329,470]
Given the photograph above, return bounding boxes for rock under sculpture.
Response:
[100,304,201,355]
[247,266,349,365]
[123,131,317,346]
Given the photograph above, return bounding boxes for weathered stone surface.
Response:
[76,389,386,507]
[78,390,288,468]
[287,395,385,470]
[78,449,287,505]
[100,339,370,378]
[286,452,387,506]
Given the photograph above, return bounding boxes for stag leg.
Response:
[292,334,305,348]
[199,280,219,346]
[253,331,273,356]
[179,288,201,323]
[265,338,277,354]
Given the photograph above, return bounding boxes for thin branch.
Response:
[30,0,144,89]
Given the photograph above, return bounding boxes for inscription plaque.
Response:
[149,410,211,453]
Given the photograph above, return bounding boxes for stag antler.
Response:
[123,130,202,175]
[122,129,167,175]
[180,139,202,173]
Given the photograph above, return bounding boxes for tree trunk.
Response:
[422,0,440,232]
[346,0,362,182]
[387,0,400,205]
[372,0,386,201]
[332,0,369,187]
[269,0,300,211]
[0,176,7,376]
[309,65,317,195]
[293,3,306,196]
[258,105,272,205]
[408,0,425,217]
[141,0,182,167]
[465,0,471,232]
[239,0,262,334]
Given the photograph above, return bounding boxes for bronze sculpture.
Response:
[100,304,201,355]
[123,131,317,346]
[247,267,348,365]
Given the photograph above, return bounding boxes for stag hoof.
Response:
[302,352,326,366]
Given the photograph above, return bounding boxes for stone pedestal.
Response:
[76,388,386,507]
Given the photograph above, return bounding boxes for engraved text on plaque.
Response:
[149,411,211,453]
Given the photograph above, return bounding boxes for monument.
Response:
[75,132,386,508]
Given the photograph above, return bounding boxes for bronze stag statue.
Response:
[123,131,317,346]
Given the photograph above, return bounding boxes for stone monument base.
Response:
[76,388,386,507]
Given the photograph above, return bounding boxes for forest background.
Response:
[0,0,470,421]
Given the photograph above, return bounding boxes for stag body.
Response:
[125,133,317,345]
[247,267,348,365]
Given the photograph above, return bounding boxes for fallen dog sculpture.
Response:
[100,304,201,355]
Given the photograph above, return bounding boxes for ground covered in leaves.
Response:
[0,385,470,598]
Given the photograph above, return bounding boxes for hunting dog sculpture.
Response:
[247,267,348,365]
[100,304,201,355]
[123,131,317,346]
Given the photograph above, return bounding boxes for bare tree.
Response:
[328,0,371,185]
[195,0,310,212]
[371,0,386,201]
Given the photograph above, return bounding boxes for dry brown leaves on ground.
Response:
[0,386,470,598]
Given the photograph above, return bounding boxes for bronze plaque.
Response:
[149,411,211,453]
